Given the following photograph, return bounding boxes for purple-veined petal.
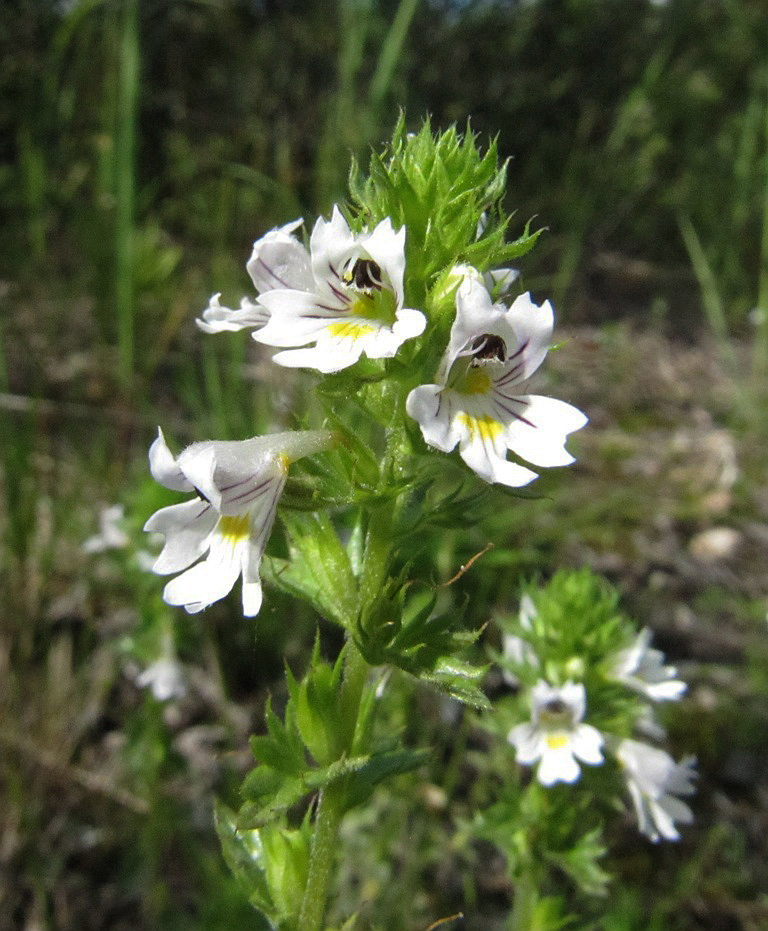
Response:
[501,394,588,468]
[246,218,313,294]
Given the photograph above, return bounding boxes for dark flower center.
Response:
[469,333,507,365]
[346,258,383,292]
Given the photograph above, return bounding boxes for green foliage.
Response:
[355,585,490,709]
[215,801,309,929]
[238,642,427,837]
[350,117,541,309]
[5,2,768,927]
[267,512,358,629]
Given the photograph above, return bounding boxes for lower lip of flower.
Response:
[218,515,251,543]
[457,412,502,442]
[544,733,570,750]
[327,321,377,340]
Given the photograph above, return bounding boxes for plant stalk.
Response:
[298,639,369,930]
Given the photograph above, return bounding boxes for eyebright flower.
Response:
[406,272,587,487]
[83,504,130,553]
[144,428,334,616]
[508,680,604,786]
[136,656,187,702]
[200,208,426,373]
[610,629,687,701]
[616,739,696,842]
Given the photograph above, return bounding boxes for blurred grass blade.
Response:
[754,63,768,379]
[368,0,420,113]
[0,318,37,565]
[115,0,140,389]
[677,212,735,368]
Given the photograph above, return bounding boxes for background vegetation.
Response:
[1,0,767,928]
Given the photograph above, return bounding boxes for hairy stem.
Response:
[298,639,369,930]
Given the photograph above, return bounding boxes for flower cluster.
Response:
[145,201,587,617]
[501,584,695,843]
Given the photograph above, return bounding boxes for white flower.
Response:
[144,428,334,616]
[136,656,186,702]
[508,680,604,786]
[406,273,587,487]
[611,629,687,701]
[200,209,426,373]
[83,504,130,553]
[254,207,425,372]
[501,593,538,686]
[616,739,696,842]
[197,219,309,334]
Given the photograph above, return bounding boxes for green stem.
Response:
[299,419,405,929]
[298,781,345,931]
[509,867,538,931]
[753,62,768,381]
[298,640,369,930]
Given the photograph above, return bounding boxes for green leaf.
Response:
[544,826,610,898]
[260,818,311,920]
[292,640,345,766]
[213,802,277,925]
[266,512,357,627]
[343,747,430,808]
[249,699,306,777]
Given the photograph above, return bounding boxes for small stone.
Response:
[688,527,742,562]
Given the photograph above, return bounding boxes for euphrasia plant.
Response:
[141,120,693,929]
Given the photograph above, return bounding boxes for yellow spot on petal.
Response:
[218,515,250,544]
[458,369,491,395]
[327,321,376,340]
[458,413,503,444]
[545,733,569,750]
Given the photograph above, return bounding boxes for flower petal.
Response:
[144,499,217,574]
[538,747,580,785]
[501,395,588,468]
[459,421,538,487]
[503,293,555,381]
[246,218,314,293]
[253,290,347,346]
[272,343,363,373]
[309,207,358,300]
[571,724,605,765]
[149,428,193,491]
[162,531,244,613]
[357,217,407,307]
[508,723,542,764]
[196,294,270,334]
